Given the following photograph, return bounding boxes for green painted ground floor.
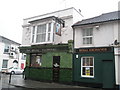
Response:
[73,46,116,88]
[20,45,117,89]
[24,67,72,83]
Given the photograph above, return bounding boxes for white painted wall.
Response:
[22,7,82,45]
[0,42,4,71]
[74,21,118,48]
[0,38,26,72]
[74,21,120,85]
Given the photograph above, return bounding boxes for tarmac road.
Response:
[0,73,102,90]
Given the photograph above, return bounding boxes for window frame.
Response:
[2,59,8,68]
[30,54,42,67]
[82,28,93,45]
[4,44,10,53]
[31,22,54,45]
[81,56,94,78]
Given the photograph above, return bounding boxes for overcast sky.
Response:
[0,0,119,44]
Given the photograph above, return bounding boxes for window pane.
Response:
[82,67,85,75]
[86,58,89,66]
[83,58,86,66]
[86,30,89,36]
[89,37,92,44]
[86,38,89,44]
[37,34,46,42]
[2,60,8,68]
[48,23,51,32]
[83,38,86,44]
[32,26,35,34]
[82,29,86,36]
[37,24,46,33]
[48,33,50,41]
[4,44,10,53]
[90,58,93,66]
[32,35,34,43]
[36,35,41,43]
[85,67,90,76]
[90,67,93,76]
[89,29,93,36]
[42,34,46,42]
[31,54,42,67]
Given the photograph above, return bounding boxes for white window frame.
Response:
[4,44,10,53]
[31,22,54,45]
[81,56,94,78]
[82,28,93,45]
[2,59,8,68]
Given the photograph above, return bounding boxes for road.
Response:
[0,73,30,90]
[0,73,102,90]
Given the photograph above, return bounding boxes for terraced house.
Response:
[72,11,120,89]
[20,7,82,83]
[0,36,26,73]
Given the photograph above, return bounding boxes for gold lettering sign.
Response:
[77,47,111,53]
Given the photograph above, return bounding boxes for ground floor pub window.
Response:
[81,57,94,78]
[30,54,42,67]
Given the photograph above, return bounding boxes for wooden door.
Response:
[53,56,60,82]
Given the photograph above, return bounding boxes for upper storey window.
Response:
[31,23,53,44]
[30,16,64,45]
[4,44,10,53]
[82,28,93,45]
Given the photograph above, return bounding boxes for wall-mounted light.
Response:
[76,55,78,59]
[95,25,100,30]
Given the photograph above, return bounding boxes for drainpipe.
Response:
[72,26,75,52]
[72,26,75,83]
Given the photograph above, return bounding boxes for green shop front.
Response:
[73,46,116,88]
[19,42,73,83]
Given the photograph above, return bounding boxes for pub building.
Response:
[72,11,120,89]
[19,7,82,83]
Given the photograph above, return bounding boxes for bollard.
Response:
[9,72,12,84]
[22,71,24,79]
[0,72,1,80]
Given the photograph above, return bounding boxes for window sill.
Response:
[3,52,10,54]
[80,76,94,79]
[31,41,53,45]
[80,44,94,48]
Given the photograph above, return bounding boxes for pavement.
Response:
[1,73,102,90]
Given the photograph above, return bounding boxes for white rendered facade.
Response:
[21,7,82,46]
[0,36,26,72]
[74,20,120,85]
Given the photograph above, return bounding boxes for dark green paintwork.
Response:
[73,47,115,88]
[23,41,73,82]
[41,52,72,68]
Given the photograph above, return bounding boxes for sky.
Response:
[0,0,119,44]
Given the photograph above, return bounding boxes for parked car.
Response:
[6,67,24,74]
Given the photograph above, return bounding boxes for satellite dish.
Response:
[114,40,119,45]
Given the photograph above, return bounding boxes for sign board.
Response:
[75,47,113,53]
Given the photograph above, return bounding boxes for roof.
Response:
[29,16,64,24]
[72,11,120,27]
[24,7,78,20]
[29,16,56,23]
[0,35,21,45]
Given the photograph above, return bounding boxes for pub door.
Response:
[102,60,114,88]
[53,56,60,82]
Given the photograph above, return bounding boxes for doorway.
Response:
[102,60,115,88]
[53,56,60,82]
